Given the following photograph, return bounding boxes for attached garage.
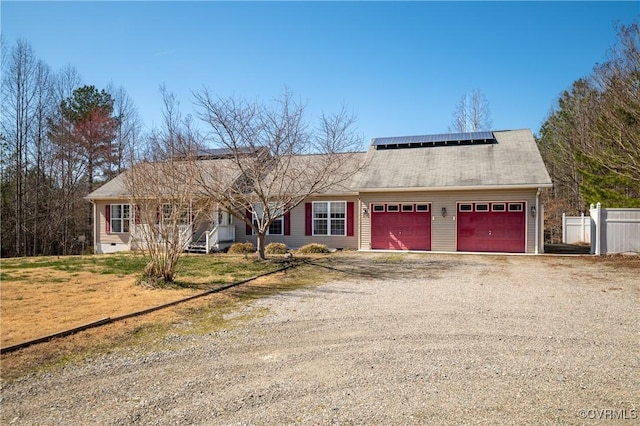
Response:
[457,202,526,253]
[352,129,552,254]
[370,203,431,250]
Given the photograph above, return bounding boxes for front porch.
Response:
[130,208,237,254]
[185,223,236,253]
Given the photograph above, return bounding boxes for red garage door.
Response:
[457,202,526,253]
[371,203,431,250]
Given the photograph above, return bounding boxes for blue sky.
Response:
[2,1,638,149]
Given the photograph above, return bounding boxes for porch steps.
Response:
[186,230,208,254]
[184,224,236,254]
[186,242,208,254]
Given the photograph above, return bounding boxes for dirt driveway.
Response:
[1,253,638,425]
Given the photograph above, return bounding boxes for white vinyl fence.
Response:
[562,213,591,244]
[589,203,640,255]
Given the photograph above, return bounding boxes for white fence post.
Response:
[562,213,567,244]
[590,203,602,255]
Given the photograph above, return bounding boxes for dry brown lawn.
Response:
[1,270,201,347]
[0,253,328,380]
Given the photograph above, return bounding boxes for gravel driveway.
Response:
[2,253,638,425]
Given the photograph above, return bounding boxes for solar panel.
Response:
[194,147,257,158]
[372,131,495,149]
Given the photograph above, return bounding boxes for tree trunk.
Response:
[256,232,266,260]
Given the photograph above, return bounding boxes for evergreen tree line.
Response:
[1,39,142,257]
[537,22,639,241]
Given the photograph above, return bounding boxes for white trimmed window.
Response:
[313,201,346,236]
[253,204,283,235]
[162,204,190,224]
[110,204,130,233]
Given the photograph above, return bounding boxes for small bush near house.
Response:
[228,242,256,254]
[297,243,330,254]
[265,242,289,255]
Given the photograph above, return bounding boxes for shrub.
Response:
[297,243,330,254]
[228,242,255,254]
[265,242,289,255]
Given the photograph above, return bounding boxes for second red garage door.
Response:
[457,202,526,253]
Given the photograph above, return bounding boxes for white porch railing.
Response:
[178,224,193,251]
[205,225,236,252]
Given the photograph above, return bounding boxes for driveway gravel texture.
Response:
[1,253,638,425]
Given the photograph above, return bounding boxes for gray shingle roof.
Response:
[86,153,367,200]
[85,158,242,200]
[87,129,549,200]
[351,129,552,191]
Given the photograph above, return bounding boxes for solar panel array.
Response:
[373,131,495,149]
[195,146,257,158]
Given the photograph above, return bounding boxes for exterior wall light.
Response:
[362,205,369,217]
[441,207,447,217]
[530,206,536,217]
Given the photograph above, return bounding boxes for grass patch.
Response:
[1,256,97,273]
[378,253,405,263]
[173,254,280,287]
[0,253,278,285]
[0,272,25,282]
[99,255,148,275]
[0,254,145,279]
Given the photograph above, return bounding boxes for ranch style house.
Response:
[86,129,552,254]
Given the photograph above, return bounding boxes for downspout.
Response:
[92,200,98,253]
[357,198,362,250]
[534,188,541,254]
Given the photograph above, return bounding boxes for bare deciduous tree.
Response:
[47,65,85,255]
[107,83,142,176]
[449,89,492,133]
[126,160,202,283]
[1,38,57,256]
[125,87,206,284]
[193,89,364,259]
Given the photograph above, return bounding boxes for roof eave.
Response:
[311,191,359,197]
[83,194,129,201]
[355,183,553,193]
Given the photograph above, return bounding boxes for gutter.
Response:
[356,183,553,193]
